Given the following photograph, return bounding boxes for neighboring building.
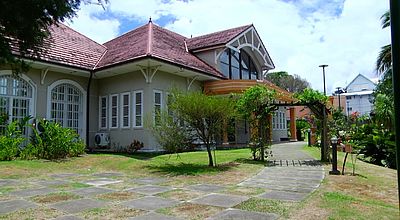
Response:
[344,74,376,116]
[1,21,296,150]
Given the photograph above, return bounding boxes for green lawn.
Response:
[295,146,399,220]
[0,149,264,185]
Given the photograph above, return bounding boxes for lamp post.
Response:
[319,64,328,162]
[329,136,340,175]
[335,87,346,112]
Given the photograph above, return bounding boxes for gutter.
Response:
[86,70,93,150]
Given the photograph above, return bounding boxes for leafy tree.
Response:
[150,110,195,154]
[265,71,310,93]
[236,85,276,161]
[374,93,394,130]
[0,0,106,72]
[170,91,235,167]
[376,10,391,74]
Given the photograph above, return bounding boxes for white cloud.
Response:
[65,3,120,44]
[70,0,390,93]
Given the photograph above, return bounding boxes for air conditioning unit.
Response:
[94,133,110,147]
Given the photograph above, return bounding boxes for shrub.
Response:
[28,120,85,160]
[150,111,195,153]
[127,139,144,154]
[0,121,25,161]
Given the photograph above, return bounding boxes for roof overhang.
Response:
[94,57,223,81]
[225,26,275,71]
[22,58,91,77]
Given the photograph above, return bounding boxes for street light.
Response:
[329,136,340,175]
[319,64,328,162]
[334,87,346,112]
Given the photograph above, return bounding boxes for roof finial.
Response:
[149,17,152,23]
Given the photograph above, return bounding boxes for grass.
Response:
[0,149,264,186]
[235,197,294,218]
[158,203,224,220]
[79,205,144,219]
[31,192,81,204]
[292,145,399,220]
[95,191,140,201]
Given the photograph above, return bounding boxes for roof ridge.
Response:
[102,23,149,46]
[147,21,153,55]
[59,23,107,49]
[188,24,252,41]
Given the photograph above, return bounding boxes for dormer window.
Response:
[219,48,259,80]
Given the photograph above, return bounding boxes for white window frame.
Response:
[99,96,108,129]
[47,79,86,140]
[0,71,36,136]
[153,90,163,125]
[109,94,119,129]
[120,92,130,128]
[133,90,143,128]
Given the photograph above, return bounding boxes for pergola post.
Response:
[289,107,297,141]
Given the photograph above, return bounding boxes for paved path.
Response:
[239,141,324,202]
[0,142,323,219]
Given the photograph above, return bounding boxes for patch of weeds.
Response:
[0,207,62,220]
[235,197,293,218]
[157,189,205,201]
[96,191,140,201]
[221,186,264,197]
[0,186,14,194]
[157,202,224,220]
[79,205,144,219]
[54,182,90,190]
[31,192,80,204]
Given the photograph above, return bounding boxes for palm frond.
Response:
[381,10,390,29]
[376,44,392,74]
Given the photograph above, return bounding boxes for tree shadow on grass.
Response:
[145,162,239,176]
[234,158,268,166]
[88,151,163,160]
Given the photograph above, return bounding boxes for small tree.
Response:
[171,91,235,167]
[150,110,195,154]
[236,85,276,161]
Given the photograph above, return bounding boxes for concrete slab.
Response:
[0,199,37,214]
[122,196,179,211]
[50,198,107,214]
[11,187,56,197]
[186,184,225,192]
[129,212,182,220]
[127,185,174,195]
[207,208,279,220]
[35,180,70,187]
[50,173,81,178]
[190,193,249,208]
[84,178,122,187]
[0,179,18,187]
[70,187,115,197]
[259,191,308,202]
[92,172,124,178]
[132,177,167,185]
[54,215,83,220]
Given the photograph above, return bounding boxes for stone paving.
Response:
[239,141,324,202]
[0,141,324,219]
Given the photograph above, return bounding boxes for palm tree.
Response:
[376,10,391,75]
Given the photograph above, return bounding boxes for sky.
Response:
[65,0,390,94]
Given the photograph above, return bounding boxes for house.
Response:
[1,20,296,151]
[343,74,376,116]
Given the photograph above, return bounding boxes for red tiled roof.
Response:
[11,23,107,70]
[11,22,248,78]
[96,22,224,78]
[186,25,252,51]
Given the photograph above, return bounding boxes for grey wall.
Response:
[96,69,202,151]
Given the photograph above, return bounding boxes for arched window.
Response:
[48,80,85,138]
[218,48,259,80]
[0,74,34,134]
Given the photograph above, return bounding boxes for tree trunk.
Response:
[259,117,265,162]
[206,143,214,167]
